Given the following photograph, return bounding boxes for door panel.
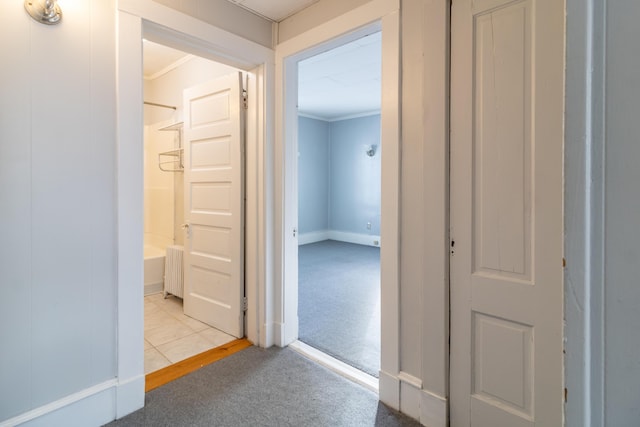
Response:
[450,0,564,425]
[183,72,244,338]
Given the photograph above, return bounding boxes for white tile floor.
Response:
[144,293,236,374]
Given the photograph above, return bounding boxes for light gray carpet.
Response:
[105,346,418,426]
[298,240,380,377]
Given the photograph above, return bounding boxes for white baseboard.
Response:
[298,230,381,247]
[399,371,423,421]
[1,380,118,427]
[115,375,145,419]
[328,231,381,247]
[378,370,400,410]
[420,389,448,427]
[144,282,163,296]
[298,230,330,245]
[0,375,146,427]
[378,371,447,427]
[273,321,287,347]
[261,322,274,348]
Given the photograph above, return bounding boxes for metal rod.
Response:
[144,101,177,110]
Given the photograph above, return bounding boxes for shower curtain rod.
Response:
[144,101,177,110]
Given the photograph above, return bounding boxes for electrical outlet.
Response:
[367,222,371,230]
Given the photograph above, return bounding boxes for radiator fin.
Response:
[164,245,184,298]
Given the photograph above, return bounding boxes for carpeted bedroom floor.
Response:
[298,240,380,377]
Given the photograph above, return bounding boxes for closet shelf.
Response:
[158,122,184,172]
[159,122,183,131]
[158,148,184,172]
[159,148,183,157]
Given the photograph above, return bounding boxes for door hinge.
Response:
[242,89,248,110]
[243,296,248,311]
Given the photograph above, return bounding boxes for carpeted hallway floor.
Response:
[298,240,380,377]
[105,346,418,426]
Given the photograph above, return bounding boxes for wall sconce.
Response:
[366,145,377,157]
[25,0,62,25]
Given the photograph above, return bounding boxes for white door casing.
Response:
[183,72,245,338]
[450,0,564,426]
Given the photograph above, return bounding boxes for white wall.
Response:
[565,0,640,425]
[0,1,118,425]
[564,1,602,425]
[144,122,178,249]
[601,1,640,424]
[563,0,640,425]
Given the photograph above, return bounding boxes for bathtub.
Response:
[144,244,165,295]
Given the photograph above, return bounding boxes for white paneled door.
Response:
[450,0,564,426]
[183,72,245,338]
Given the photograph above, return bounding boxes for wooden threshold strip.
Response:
[145,338,252,392]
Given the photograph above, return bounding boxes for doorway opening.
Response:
[291,32,382,389]
[142,40,246,376]
[117,5,272,414]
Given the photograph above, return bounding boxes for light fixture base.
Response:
[24,0,62,25]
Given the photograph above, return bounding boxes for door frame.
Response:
[274,0,402,408]
[564,0,606,424]
[115,0,273,417]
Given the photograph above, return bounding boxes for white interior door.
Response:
[450,0,564,426]
[183,72,244,338]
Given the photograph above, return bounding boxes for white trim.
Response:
[144,282,163,295]
[297,230,381,247]
[273,321,286,347]
[117,2,274,419]
[298,230,330,245]
[379,4,402,412]
[327,110,382,122]
[119,0,272,69]
[328,231,381,247]
[420,389,448,427]
[378,371,448,427]
[115,375,146,420]
[289,340,379,393]
[275,0,397,55]
[0,380,117,427]
[397,371,423,389]
[116,11,146,420]
[379,370,400,409]
[298,110,381,122]
[564,0,606,426]
[144,54,195,81]
[260,60,276,348]
[297,112,330,121]
[399,375,422,421]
